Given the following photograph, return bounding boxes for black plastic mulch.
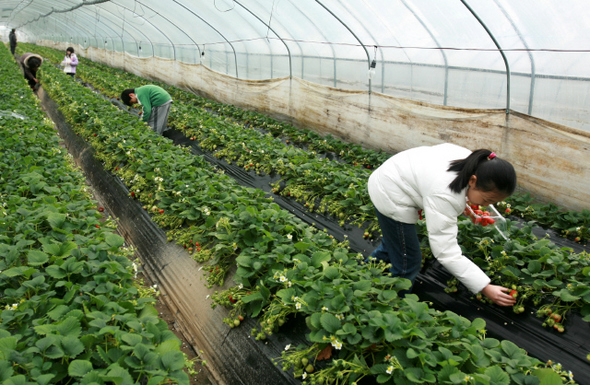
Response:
[38,76,590,384]
[162,126,590,384]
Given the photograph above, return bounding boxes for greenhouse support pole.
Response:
[460,0,510,114]
[315,0,372,94]
[492,0,535,116]
[401,0,449,105]
[234,0,292,79]
[172,0,237,77]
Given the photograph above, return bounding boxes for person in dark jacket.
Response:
[9,29,17,55]
[20,53,43,90]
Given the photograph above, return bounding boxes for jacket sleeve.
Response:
[423,194,490,293]
[22,66,35,81]
[70,55,79,67]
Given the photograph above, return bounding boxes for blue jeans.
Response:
[370,208,422,294]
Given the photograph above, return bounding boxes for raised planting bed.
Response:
[0,45,195,385]
[27,42,590,384]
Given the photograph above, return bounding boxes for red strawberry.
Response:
[130,191,135,197]
[95,224,100,228]
[505,208,511,214]
[229,295,237,304]
[159,209,164,214]
[509,290,518,298]
[98,207,104,212]
[238,315,244,321]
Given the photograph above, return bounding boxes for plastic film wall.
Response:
[3,0,590,211]
[3,0,590,131]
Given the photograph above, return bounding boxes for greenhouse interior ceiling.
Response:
[2,0,590,131]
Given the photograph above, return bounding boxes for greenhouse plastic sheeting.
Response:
[2,0,590,132]
[29,47,590,215]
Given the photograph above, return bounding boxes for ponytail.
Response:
[448,149,516,195]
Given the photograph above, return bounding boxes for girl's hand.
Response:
[481,284,517,306]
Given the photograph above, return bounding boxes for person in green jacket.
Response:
[121,85,173,135]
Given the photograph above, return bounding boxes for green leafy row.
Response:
[24,44,590,245]
[28,45,579,384]
[0,44,191,385]
[37,43,590,332]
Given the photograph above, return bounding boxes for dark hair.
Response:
[27,57,42,70]
[66,47,75,53]
[11,29,15,33]
[448,149,516,195]
[121,89,135,106]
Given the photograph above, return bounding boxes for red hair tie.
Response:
[487,152,497,160]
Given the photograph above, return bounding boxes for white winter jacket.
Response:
[368,143,490,294]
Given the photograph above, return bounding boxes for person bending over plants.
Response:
[19,52,43,90]
[367,142,517,306]
[121,85,173,135]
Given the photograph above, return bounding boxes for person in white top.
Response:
[61,47,79,77]
[367,143,517,306]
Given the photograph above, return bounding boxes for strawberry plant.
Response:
[0,44,190,384]
[25,43,588,383]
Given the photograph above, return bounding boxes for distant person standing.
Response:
[19,53,43,90]
[9,29,17,55]
[60,47,78,77]
[121,85,173,135]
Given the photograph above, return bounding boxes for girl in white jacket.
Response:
[368,143,517,306]
[61,47,78,77]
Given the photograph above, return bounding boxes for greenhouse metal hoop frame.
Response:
[12,0,589,122]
